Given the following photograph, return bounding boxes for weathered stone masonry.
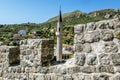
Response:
[20,39,54,67]
[0,39,55,80]
[74,18,120,80]
[0,46,20,68]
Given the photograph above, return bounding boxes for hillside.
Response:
[89,9,120,18]
[47,9,120,26]
[0,9,120,45]
[48,10,85,22]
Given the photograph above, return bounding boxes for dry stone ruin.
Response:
[0,18,120,80]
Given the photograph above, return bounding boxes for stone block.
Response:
[0,53,5,63]
[29,74,35,80]
[45,74,51,80]
[82,66,95,73]
[103,42,118,53]
[74,43,84,52]
[86,22,96,31]
[50,74,58,80]
[114,66,120,73]
[40,67,48,74]
[113,19,120,29]
[114,29,120,39]
[74,24,86,34]
[51,75,63,80]
[93,74,109,80]
[0,69,3,77]
[51,66,66,75]
[20,50,26,55]
[35,74,45,80]
[96,21,108,29]
[74,34,85,44]
[83,43,92,53]
[75,53,85,66]
[111,53,120,65]
[73,73,92,80]
[26,49,32,55]
[101,30,114,41]
[66,66,81,74]
[112,74,120,80]
[86,54,97,65]
[63,75,73,80]
[96,65,114,73]
[14,73,21,80]
[48,66,57,73]
[84,31,100,43]
[99,54,110,65]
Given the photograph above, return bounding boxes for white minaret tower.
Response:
[56,7,63,61]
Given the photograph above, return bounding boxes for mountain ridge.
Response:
[47,9,120,24]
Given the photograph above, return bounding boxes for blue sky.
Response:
[0,0,120,24]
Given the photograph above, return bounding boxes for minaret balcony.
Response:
[56,32,63,37]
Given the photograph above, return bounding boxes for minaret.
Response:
[56,7,63,61]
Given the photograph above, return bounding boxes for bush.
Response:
[9,41,19,46]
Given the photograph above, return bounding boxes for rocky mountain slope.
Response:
[47,9,120,26]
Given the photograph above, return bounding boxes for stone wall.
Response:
[74,18,120,80]
[20,39,54,67]
[0,46,20,69]
[0,39,55,80]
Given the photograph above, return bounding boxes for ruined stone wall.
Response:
[0,46,20,69]
[74,18,120,80]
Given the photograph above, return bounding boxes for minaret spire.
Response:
[59,5,62,22]
[56,5,63,61]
